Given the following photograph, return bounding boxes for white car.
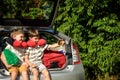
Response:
[0,0,85,80]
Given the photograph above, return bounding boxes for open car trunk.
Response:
[0,29,69,76]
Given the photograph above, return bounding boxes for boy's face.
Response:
[13,33,25,42]
[29,36,39,43]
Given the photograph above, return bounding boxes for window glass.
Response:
[0,0,54,20]
[0,0,56,26]
[40,32,58,44]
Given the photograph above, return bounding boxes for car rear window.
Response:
[0,0,57,27]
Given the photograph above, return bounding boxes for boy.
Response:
[25,28,51,80]
[0,29,29,80]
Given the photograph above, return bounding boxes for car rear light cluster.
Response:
[72,43,81,64]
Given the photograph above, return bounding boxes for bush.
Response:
[55,0,120,79]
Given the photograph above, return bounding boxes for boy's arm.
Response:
[47,40,65,49]
[24,54,37,67]
[24,54,31,66]
[47,43,59,50]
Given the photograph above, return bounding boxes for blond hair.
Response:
[10,29,24,38]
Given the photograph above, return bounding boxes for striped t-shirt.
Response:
[26,44,48,65]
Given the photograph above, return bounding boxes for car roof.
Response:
[0,0,59,28]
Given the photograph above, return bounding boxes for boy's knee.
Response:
[32,68,39,76]
[42,69,50,76]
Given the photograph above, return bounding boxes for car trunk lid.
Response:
[0,0,59,29]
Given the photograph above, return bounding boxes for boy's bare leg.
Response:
[19,63,29,80]
[32,68,39,80]
[1,53,18,80]
[10,71,18,80]
[41,68,51,80]
[21,70,29,80]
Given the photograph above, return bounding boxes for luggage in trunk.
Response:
[42,50,66,69]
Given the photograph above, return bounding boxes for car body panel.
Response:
[50,64,85,80]
[0,64,85,80]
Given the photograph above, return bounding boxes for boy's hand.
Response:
[30,63,37,68]
[23,63,29,68]
[7,64,13,69]
[58,40,65,46]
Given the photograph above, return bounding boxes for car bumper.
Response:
[0,63,85,80]
[50,63,85,80]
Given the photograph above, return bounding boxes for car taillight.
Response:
[72,43,81,64]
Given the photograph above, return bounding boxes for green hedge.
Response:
[55,0,120,79]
